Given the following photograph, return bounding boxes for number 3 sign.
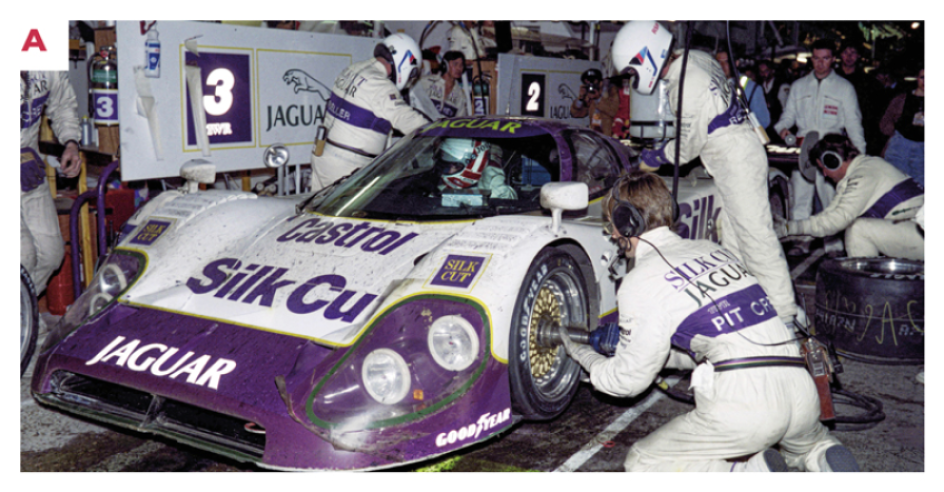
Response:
[184,51,253,146]
[520,73,545,117]
[92,88,119,125]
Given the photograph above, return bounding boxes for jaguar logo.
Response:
[282,69,331,97]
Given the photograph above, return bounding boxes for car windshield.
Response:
[305,132,561,221]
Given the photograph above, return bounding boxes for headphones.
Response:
[608,181,647,238]
[819,150,844,171]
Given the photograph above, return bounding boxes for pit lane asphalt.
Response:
[20,246,924,472]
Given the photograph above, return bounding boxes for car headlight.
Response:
[40,250,143,353]
[304,295,490,431]
[428,315,478,371]
[89,263,130,316]
[362,348,411,404]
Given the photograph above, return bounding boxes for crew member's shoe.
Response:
[738,448,789,472]
[823,445,860,472]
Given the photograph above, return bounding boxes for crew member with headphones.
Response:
[557,171,858,472]
[774,133,924,260]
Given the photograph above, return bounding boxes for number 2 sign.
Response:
[520,73,545,117]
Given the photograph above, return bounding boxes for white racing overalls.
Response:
[639,50,797,320]
[786,155,924,260]
[566,227,843,471]
[20,71,80,293]
[310,59,428,191]
[774,70,865,227]
[411,73,470,119]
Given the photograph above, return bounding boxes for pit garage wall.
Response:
[115,21,376,181]
[493,54,598,125]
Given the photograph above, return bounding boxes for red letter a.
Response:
[21,29,47,52]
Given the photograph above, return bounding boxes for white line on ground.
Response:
[790,248,825,279]
[553,375,681,472]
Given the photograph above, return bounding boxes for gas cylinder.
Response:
[89,46,119,127]
[46,251,74,316]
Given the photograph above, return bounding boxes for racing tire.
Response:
[814,257,924,363]
[509,246,589,420]
[21,265,39,377]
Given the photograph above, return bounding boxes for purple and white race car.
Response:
[31,117,779,471]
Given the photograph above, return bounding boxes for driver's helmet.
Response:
[375,33,422,91]
[611,21,674,95]
[440,138,489,189]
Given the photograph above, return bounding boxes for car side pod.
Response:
[540,182,589,236]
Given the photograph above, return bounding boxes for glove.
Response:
[588,322,621,357]
[639,145,671,170]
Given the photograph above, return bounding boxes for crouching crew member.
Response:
[774,133,924,260]
[310,33,430,192]
[558,171,859,472]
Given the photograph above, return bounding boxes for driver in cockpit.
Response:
[438,138,517,199]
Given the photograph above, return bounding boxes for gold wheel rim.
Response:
[528,286,561,378]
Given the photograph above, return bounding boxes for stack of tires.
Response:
[814,257,924,364]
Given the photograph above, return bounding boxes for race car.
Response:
[31,117,770,471]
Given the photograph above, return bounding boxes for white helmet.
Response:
[375,33,421,91]
[439,138,489,190]
[611,21,674,95]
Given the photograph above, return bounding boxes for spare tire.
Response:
[814,257,923,363]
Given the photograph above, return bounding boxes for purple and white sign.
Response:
[185,51,253,147]
[92,89,119,125]
[429,255,488,289]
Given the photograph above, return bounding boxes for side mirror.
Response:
[540,182,589,235]
[264,144,290,169]
[179,159,216,193]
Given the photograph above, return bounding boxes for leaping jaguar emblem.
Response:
[283,69,331,98]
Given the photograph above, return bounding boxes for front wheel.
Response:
[21,265,38,377]
[509,247,588,420]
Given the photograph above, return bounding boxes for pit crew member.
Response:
[611,21,799,327]
[774,133,923,260]
[558,171,859,472]
[411,50,471,119]
[773,39,865,255]
[310,33,430,191]
[20,70,82,293]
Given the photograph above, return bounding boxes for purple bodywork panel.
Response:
[33,296,514,470]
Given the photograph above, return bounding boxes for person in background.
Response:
[571,68,621,137]
[757,59,786,138]
[447,21,495,62]
[880,68,924,187]
[836,42,885,155]
[411,50,471,120]
[773,39,864,256]
[20,71,82,295]
[715,51,770,129]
